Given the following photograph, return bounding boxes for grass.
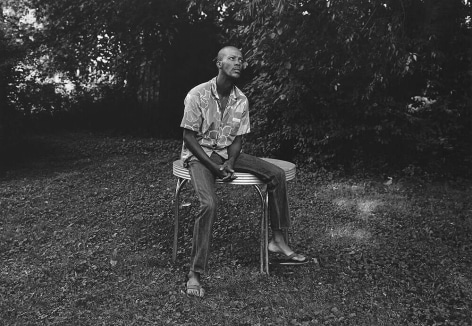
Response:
[1,132,471,325]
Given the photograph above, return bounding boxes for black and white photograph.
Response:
[1,0,471,325]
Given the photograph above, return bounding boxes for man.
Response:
[180,46,307,297]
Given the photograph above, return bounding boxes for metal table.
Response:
[172,158,296,274]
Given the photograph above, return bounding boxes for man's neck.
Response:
[216,74,233,97]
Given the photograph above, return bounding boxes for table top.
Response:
[173,158,296,185]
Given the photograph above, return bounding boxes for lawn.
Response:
[1,132,471,326]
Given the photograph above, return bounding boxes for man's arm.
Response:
[220,135,242,178]
[182,129,229,179]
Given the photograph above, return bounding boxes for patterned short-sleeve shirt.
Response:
[180,77,251,163]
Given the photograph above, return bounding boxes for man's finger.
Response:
[221,173,236,182]
[220,172,230,179]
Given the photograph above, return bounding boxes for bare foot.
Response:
[186,271,204,297]
[268,240,296,256]
[268,239,290,255]
[269,230,297,256]
[269,231,307,262]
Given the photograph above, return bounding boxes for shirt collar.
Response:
[210,76,238,100]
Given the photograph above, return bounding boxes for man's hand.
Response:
[218,160,237,182]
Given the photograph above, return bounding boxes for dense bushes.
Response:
[228,0,471,175]
[1,0,471,176]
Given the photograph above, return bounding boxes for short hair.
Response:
[216,46,242,62]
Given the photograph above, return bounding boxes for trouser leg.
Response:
[233,153,291,230]
[187,154,223,274]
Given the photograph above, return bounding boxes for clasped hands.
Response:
[217,161,237,182]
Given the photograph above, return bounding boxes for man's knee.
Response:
[275,166,285,180]
[200,195,217,213]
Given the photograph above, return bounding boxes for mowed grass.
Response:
[1,132,471,326]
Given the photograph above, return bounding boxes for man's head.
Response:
[216,46,244,80]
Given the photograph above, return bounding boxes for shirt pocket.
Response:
[229,118,241,136]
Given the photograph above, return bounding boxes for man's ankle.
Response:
[188,271,200,280]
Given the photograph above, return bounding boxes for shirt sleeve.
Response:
[180,93,202,132]
[237,100,251,136]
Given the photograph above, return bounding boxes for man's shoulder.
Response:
[187,79,213,97]
[234,86,248,101]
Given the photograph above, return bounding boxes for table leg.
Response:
[173,178,188,263]
[253,185,269,275]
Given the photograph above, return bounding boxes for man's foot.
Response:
[275,252,309,265]
[186,271,204,298]
[268,240,308,264]
[186,284,205,297]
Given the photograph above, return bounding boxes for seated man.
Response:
[180,46,307,298]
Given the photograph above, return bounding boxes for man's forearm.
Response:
[183,129,219,174]
[226,135,242,166]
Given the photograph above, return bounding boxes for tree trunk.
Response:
[0,3,8,175]
[137,58,160,117]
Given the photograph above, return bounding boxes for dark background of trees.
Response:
[1,0,471,176]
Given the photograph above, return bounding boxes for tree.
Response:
[3,0,470,174]
[223,0,471,173]
[29,0,225,134]
[0,0,37,172]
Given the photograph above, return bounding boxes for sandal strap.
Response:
[285,253,306,261]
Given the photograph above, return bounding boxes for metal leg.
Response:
[253,185,269,275]
[173,178,188,263]
[173,178,269,274]
[264,191,269,274]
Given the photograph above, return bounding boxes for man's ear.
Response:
[217,61,222,68]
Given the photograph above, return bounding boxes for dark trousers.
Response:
[187,152,291,274]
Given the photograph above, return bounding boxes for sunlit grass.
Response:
[329,224,372,241]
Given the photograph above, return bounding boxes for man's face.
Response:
[219,48,244,79]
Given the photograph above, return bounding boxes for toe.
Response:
[187,288,204,298]
[286,252,307,261]
[293,253,307,262]
[187,289,200,297]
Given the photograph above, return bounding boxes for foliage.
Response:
[226,0,471,174]
[1,132,471,325]
[28,0,225,135]
[0,0,38,172]
[31,0,180,81]
[1,0,471,173]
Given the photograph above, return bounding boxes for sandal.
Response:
[186,283,205,298]
[268,242,309,265]
[276,252,309,265]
